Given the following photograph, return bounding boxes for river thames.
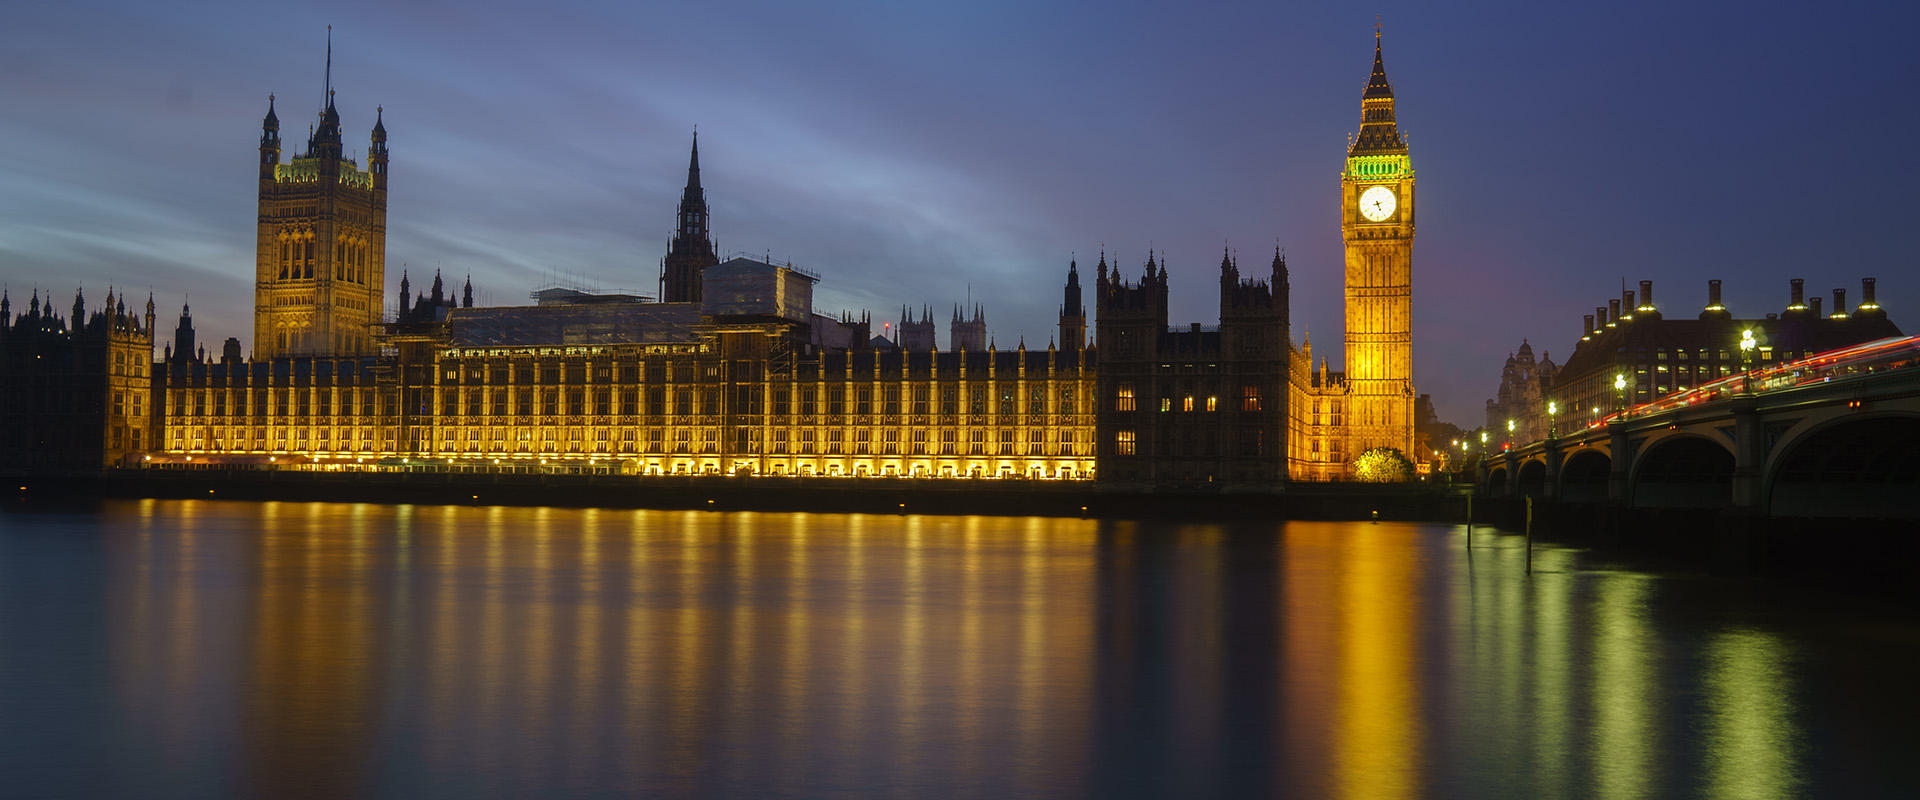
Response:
[1,499,1916,798]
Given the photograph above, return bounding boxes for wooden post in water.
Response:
[1466,494,1473,548]
[1525,496,1534,575]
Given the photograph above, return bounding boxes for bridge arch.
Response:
[1765,412,1920,519]
[1485,465,1509,497]
[1630,433,1735,509]
[1517,458,1549,497]
[1558,447,1611,504]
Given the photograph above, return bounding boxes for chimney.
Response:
[1832,288,1848,318]
[1790,278,1806,309]
[1638,280,1654,310]
[1595,306,1608,332]
[1583,314,1595,339]
[1810,296,1823,318]
[1708,279,1723,309]
[1609,298,1622,325]
[1862,277,1880,309]
[1620,290,1636,320]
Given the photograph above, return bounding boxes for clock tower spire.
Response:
[1339,26,1417,469]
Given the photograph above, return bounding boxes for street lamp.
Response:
[1547,400,1558,438]
[1739,328,1758,392]
[1613,372,1627,415]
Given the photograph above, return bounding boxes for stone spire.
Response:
[1350,25,1407,156]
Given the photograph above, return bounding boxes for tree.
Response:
[1353,447,1414,483]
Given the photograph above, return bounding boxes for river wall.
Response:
[14,470,1468,522]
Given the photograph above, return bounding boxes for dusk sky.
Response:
[3,0,1915,424]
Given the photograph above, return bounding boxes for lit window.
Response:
[1116,430,1136,456]
[1242,386,1262,412]
[1116,385,1136,412]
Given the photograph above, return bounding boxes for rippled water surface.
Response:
[2,499,1918,798]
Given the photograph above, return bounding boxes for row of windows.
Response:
[170,385,1089,419]
[1112,428,1266,457]
[1114,384,1262,412]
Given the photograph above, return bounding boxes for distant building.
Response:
[896,307,937,352]
[950,305,987,351]
[1485,340,1557,443]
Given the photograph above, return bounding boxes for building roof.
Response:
[1556,315,1904,381]
[443,303,702,348]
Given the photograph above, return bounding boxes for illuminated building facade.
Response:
[1547,278,1900,432]
[160,258,1096,478]
[1338,30,1417,460]
[139,34,1428,485]
[0,288,156,474]
[252,69,389,359]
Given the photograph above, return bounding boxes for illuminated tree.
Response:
[1353,447,1413,483]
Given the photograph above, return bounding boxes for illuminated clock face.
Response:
[1358,185,1397,222]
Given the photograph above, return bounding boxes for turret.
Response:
[462,274,473,308]
[369,106,388,181]
[660,131,717,303]
[1058,257,1086,350]
[172,302,195,367]
[71,288,85,330]
[260,95,281,180]
[1272,246,1290,321]
[397,270,411,321]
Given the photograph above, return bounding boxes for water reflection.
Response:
[0,502,1912,797]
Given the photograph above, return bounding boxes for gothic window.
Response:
[1116,430,1137,456]
[1242,386,1262,412]
[1115,384,1136,412]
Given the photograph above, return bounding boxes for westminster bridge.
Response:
[1477,337,1920,520]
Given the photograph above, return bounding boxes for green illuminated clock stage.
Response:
[1358,185,1396,222]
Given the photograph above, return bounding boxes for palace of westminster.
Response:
[0,37,1423,486]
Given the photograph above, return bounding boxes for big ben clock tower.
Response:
[1340,28,1416,464]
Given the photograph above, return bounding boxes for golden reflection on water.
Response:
[1334,524,1419,800]
[63,501,1855,796]
[1704,629,1798,799]
[1593,576,1657,799]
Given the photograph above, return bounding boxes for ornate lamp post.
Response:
[1547,400,1558,438]
[1506,417,1516,447]
[1613,372,1627,415]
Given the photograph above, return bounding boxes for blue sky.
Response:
[2,0,1915,424]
